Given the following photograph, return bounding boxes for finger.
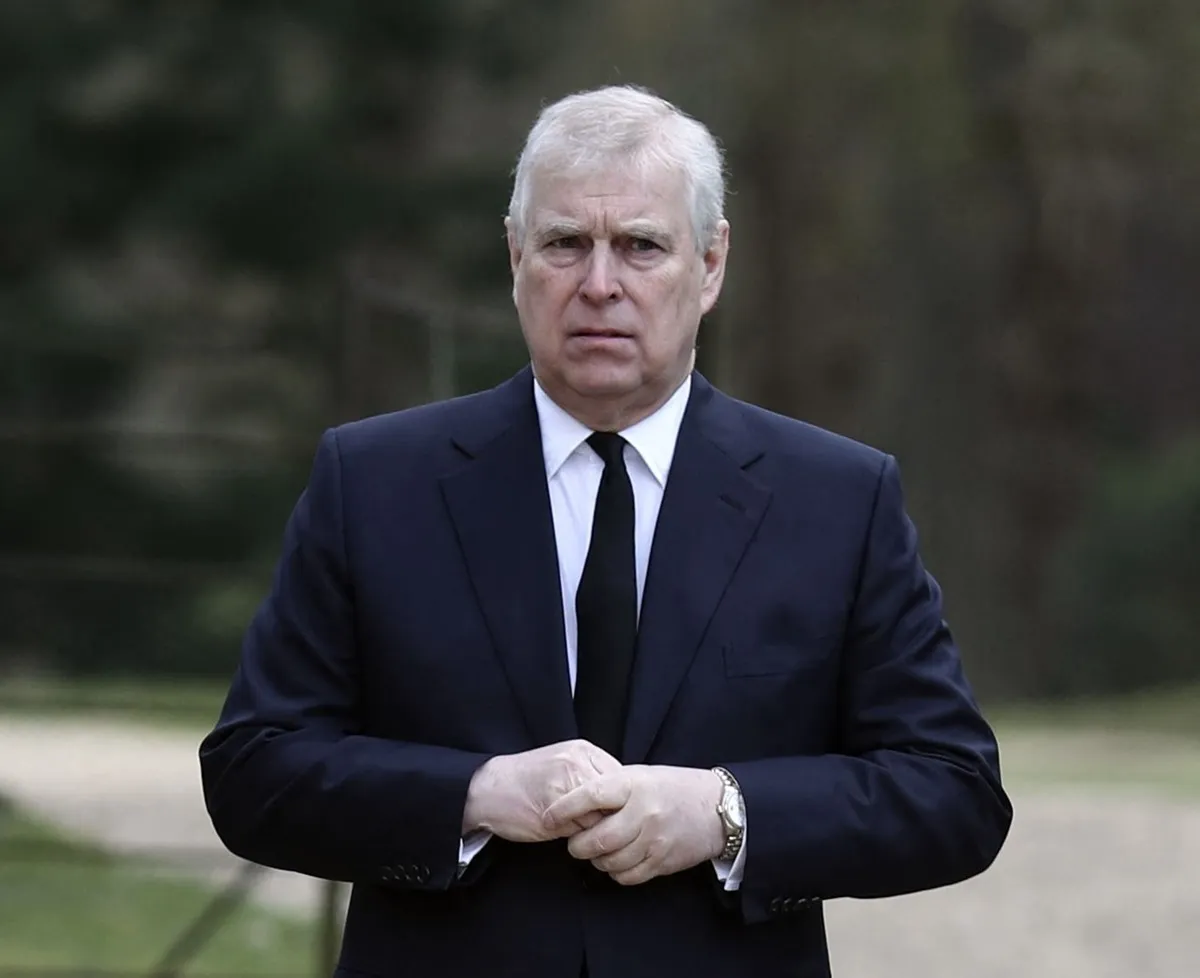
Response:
[545,815,598,841]
[569,739,619,773]
[566,812,640,861]
[586,745,621,774]
[588,752,618,775]
[591,837,647,875]
[610,852,659,887]
[567,830,600,861]
[575,811,603,830]
[543,774,630,832]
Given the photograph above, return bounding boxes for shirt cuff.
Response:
[457,829,492,877]
[711,823,747,891]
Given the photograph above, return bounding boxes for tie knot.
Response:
[587,431,627,467]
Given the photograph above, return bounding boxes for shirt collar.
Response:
[532,372,692,487]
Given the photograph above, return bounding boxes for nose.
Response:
[578,243,623,304]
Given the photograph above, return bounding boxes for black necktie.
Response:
[574,432,638,759]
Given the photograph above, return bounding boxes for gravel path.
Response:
[1,716,1198,977]
[0,716,327,916]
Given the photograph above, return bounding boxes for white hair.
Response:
[507,85,727,252]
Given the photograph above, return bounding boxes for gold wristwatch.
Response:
[712,766,745,861]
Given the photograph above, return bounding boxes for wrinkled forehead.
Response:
[523,160,692,238]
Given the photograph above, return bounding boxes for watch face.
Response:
[724,786,745,830]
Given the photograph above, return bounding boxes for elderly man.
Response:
[200,85,1011,978]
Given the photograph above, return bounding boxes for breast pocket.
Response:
[722,638,838,678]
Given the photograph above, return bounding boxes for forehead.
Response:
[525,163,691,234]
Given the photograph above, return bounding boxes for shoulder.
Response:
[328,388,495,459]
[321,371,526,472]
[708,385,891,490]
[704,387,911,553]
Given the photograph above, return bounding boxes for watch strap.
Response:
[712,766,744,861]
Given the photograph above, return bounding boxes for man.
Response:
[200,85,1012,978]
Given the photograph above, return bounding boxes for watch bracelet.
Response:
[712,766,743,861]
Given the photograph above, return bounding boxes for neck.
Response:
[565,397,665,433]
[536,369,691,433]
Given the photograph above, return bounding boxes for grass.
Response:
[989,682,1200,800]
[0,798,322,975]
[994,727,1200,800]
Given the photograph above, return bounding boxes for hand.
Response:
[462,739,620,843]
[542,765,725,885]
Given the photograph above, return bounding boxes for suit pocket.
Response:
[723,640,835,678]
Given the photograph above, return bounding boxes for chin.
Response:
[565,364,642,397]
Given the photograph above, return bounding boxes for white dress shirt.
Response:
[459,373,746,890]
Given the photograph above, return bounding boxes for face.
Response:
[507,163,729,430]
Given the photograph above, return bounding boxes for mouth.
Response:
[568,328,633,340]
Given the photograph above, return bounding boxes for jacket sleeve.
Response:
[198,428,493,892]
[725,454,1012,925]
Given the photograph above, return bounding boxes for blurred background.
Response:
[0,2,1197,976]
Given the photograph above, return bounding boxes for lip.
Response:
[568,329,634,339]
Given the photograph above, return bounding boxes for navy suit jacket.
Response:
[199,367,1011,978]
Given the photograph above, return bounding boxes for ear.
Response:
[505,216,523,278]
[699,219,730,316]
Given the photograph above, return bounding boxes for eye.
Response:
[627,236,662,253]
[547,235,584,250]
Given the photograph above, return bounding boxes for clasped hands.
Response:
[462,739,726,886]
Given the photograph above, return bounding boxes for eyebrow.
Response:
[533,219,675,245]
[534,221,586,244]
[621,220,674,243]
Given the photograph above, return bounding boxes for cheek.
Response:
[527,272,575,312]
[518,275,556,318]
[655,280,700,331]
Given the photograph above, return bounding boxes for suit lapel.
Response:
[438,369,577,747]
[623,375,772,762]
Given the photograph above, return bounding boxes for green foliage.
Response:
[3,0,1197,696]
[0,800,316,973]
[0,2,567,678]
[1046,434,1200,695]
[0,675,226,727]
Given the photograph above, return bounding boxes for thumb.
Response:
[543,772,629,830]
